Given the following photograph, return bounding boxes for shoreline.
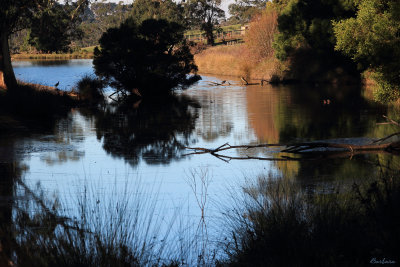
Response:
[11,53,94,60]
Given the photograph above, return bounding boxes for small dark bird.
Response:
[54,81,59,87]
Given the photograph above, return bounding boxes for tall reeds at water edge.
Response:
[218,173,400,266]
[4,177,199,266]
[1,166,399,265]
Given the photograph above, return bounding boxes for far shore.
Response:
[11,52,94,60]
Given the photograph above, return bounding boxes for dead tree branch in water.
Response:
[208,80,231,86]
[184,135,400,162]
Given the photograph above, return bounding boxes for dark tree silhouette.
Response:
[93,18,199,97]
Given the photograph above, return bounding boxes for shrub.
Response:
[220,174,400,266]
[244,8,278,63]
[76,75,105,102]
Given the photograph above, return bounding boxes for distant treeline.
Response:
[9,2,132,53]
[10,0,229,53]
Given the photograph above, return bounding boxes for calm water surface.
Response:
[3,59,400,257]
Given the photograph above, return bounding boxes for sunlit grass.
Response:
[194,44,279,80]
[11,47,95,60]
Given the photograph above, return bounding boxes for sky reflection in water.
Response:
[7,59,400,253]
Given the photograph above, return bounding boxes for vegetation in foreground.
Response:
[0,163,399,266]
[0,176,186,267]
[219,173,400,266]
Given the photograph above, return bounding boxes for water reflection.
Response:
[242,83,400,182]
[81,94,200,166]
[13,59,94,90]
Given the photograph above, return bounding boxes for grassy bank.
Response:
[11,46,96,60]
[0,81,79,132]
[194,44,282,81]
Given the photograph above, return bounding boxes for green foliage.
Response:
[131,0,184,25]
[273,0,357,61]
[228,0,267,24]
[270,0,361,83]
[29,3,83,52]
[77,1,132,48]
[333,0,400,101]
[93,18,199,97]
[184,0,225,45]
[371,73,400,103]
[0,0,89,51]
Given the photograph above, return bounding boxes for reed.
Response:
[218,173,400,266]
[76,75,105,102]
[4,177,191,266]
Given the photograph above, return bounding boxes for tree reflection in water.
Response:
[82,94,200,166]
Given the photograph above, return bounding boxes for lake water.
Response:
[3,59,400,262]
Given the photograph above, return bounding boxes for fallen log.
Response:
[184,136,400,162]
[208,80,231,86]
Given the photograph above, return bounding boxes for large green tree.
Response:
[78,1,132,48]
[131,0,184,25]
[273,0,357,60]
[228,0,267,24]
[333,0,400,101]
[93,18,199,97]
[0,0,89,90]
[272,0,359,83]
[29,2,84,53]
[184,0,225,45]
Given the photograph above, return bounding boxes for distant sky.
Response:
[104,0,235,15]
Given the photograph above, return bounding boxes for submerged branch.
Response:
[185,133,400,162]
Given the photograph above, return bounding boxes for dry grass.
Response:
[194,9,284,81]
[194,44,281,81]
[12,51,93,60]
[245,9,278,61]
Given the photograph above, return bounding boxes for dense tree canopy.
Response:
[77,1,132,48]
[184,0,225,45]
[0,0,90,89]
[271,0,360,83]
[333,0,400,101]
[131,0,184,25]
[228,0,267,24]
[273,0,357,61]
[29,2,84,52]
[93,18,199,97]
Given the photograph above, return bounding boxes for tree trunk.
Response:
[202,22,214,46]
[0,32,17,90]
